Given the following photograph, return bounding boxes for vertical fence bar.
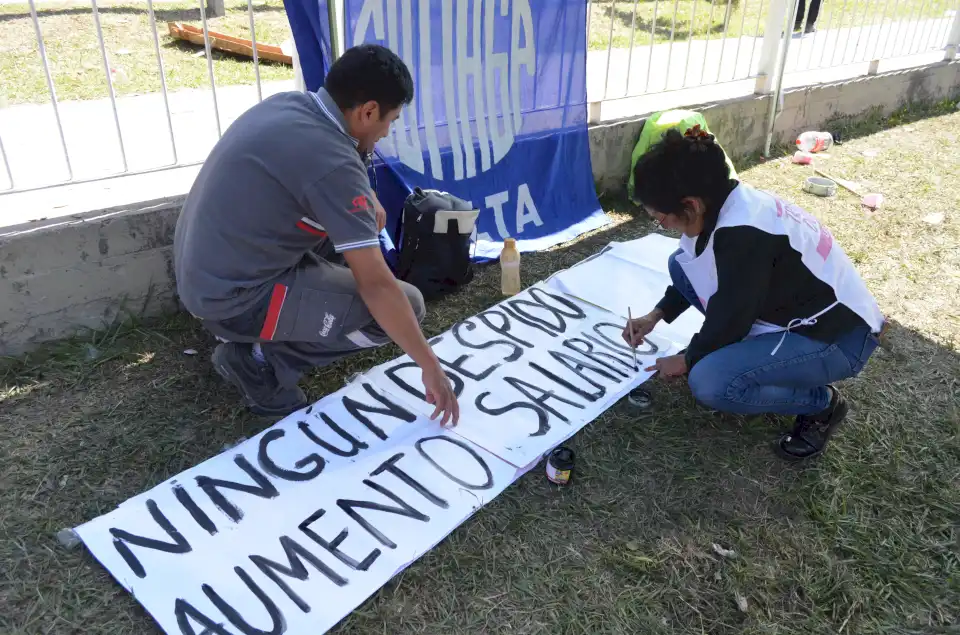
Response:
[920,0,947,51]
[904,0,927,54]
[28,0,73,181]
[839,0,863,65]
[699,0,717,83]
[945,0,960,59]
[602,0,619,99]
[666,0,680,89]
[868,0,895,61]
[91,0,128,171]
[146,0,178,164]
[714,0,734,82]
[198,0,222,137]
[624,0,641,95]
[645,0,661,92]
[916,0,940,52]
[731,0,751,79]
[908,0,929,53]
[0,133,14,190]
[885,0,910,56]
[828,0,851,65]
[747,0,764,74]
[851,0,876,63]
[681,0,700,87]
[247,0,263,102]
[817,0,843,67]
[933,0,952,47]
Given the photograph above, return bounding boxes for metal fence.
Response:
[0,0,281,195]
[589,0,960,102]
[1,0,959,196]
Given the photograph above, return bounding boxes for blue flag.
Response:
[289,0,608,260]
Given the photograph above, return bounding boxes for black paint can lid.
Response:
[628,387,653,409]
[549,446,575,470]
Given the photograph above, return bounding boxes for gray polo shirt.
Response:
[173,88,379,321]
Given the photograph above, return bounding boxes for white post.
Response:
[755,0,789,94]
[945,7,960,61]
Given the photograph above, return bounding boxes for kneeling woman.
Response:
[623,127,884,461]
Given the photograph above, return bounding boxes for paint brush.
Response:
[627,307,639,372]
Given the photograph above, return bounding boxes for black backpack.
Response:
[396,187,478,300]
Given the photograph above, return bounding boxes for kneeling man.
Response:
[174,44,458,424]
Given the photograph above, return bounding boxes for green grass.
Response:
[1,105,959,634]
[0,0,295,105]
[587,0,953,50]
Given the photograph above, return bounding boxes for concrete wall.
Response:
[0,199,182,355]
[2,61,959,356]
[591,60,960,193]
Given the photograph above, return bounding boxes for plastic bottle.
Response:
[796,131,834,153]
[500,238,521,296]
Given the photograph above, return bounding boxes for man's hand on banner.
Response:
[423,364,459,427]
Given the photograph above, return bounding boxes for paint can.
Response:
[545,446,575,485]
[802,176,837,197]
[627,387,653,411]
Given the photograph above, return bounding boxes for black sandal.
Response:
[775,386,849,461]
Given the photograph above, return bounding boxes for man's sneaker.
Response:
[212,342,308,417]
[775,386,849,461]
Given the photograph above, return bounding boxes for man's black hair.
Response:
[324,44,414,116]
[632,128,736,219]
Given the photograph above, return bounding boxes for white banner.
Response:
[75,382,519,634]
[363,283,674,467]
[74,238,698,635]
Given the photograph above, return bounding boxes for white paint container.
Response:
[803,176,837,197]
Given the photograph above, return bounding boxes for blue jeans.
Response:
[667,250,879,416]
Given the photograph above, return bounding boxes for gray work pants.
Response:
[201,251,426,389]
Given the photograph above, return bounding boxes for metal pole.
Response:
[147,0,178,164]
[731,0,751,78]
[681,0,700,87]
[602,0,619,99]
[765,0,800,156]
[624,0,641,95]
[747,0,765,73]
[198,0,222,137]
[665,0,680,90]
[91,0,128,172]
[644,0,661,93]
[28,0,73,181]
[700,0,719,83]
[715,0,734,82]
[247,0,263,102]
[328,0,342,62]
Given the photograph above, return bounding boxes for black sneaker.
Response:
[212,342,308,417]
[775,386,848,461]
